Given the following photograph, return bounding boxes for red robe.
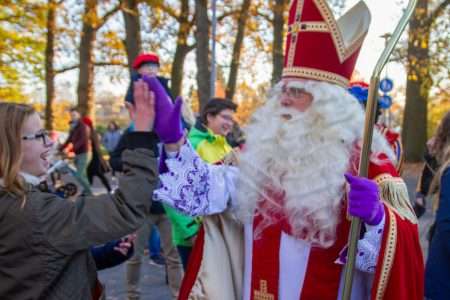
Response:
[178,157,423,300]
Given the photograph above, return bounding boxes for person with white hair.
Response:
[149,0,424,299]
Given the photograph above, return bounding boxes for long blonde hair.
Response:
[427,112,450,211]
[430,143,450,211]
[0,103,36,197]
[430,111,450,162]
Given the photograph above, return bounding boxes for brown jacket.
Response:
[0,147,158,300]
[61,121,91,155]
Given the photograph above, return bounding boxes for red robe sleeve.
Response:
[371,206,424,299]
[364,152,424,299]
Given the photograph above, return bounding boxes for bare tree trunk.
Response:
[171,0,192,98]
[271,0,287,85]
[77,0,97,119]
[402,0,431,162]
[122,0,141,75]
[195,0,211,110]
[225,0,251,101]
[45,0,56,130]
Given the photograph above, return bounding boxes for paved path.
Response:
[61,175,173,299]
[98,262,171,300]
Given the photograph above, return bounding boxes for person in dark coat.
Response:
[59,107,92,195]
[415,112,450,218]
[83,117,112,193]
[414,145,439,218]
[425,157,450,299]
[125,52,173,105]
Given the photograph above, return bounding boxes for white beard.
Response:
[235,80,394,248]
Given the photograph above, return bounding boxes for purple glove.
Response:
[345,173,384,225]
[142,76,183,143]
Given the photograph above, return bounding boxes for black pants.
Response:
[87,156,112,192]
[177,245,192,271]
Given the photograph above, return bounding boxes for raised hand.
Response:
[126,79,155,132]
[142,76,183,143]
[345,173,384,225]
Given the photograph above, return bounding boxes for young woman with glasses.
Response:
[0,80,158,300]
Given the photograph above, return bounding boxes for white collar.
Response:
[19,172,43,186]
[0,173,43,187]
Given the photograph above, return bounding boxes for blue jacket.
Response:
[425,167,450,299]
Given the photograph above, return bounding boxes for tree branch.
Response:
[55,61,127,74]
[55,65,78,74]
[95,3,122,30]
[256,11,273,23]
[427,0,450,26]
[153,2,179,20]
[217,9,240,22]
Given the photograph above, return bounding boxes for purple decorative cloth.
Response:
[143,76,183,143]
[153,142,212,216]
[345,173,384,226]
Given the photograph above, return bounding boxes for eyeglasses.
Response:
[218,113,234,122]
[281,85,308,99]
[22,130,52,146]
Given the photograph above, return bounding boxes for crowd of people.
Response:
[0,0,448,299]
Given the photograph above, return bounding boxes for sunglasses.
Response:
[22,130,52,146]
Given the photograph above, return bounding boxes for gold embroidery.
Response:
[374,173,395,185]
[282,66,349,87]
[254,280,275,300]
[375,208,397,300]
[286,0,304,68]
[288,21,329,33]
[289,22,301,34]
[313,0,369,62]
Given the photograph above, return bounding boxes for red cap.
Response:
[132,53,160,70]
[282,0,371,87]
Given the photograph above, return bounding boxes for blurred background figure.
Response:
[102,121,122,176]
[59,107,92,195]
[425,111,450,299]
[415,112,450,219]
[82,116,112,193]
[125,52,173,104]
[148,225,165,266]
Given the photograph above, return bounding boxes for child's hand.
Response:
[114,234,136,256]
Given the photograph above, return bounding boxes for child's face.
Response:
[138,63,159,76]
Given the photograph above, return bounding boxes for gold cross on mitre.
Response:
[254,280,275,300]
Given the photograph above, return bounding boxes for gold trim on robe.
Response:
[375,173,418,224]
[374,208,397,300]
